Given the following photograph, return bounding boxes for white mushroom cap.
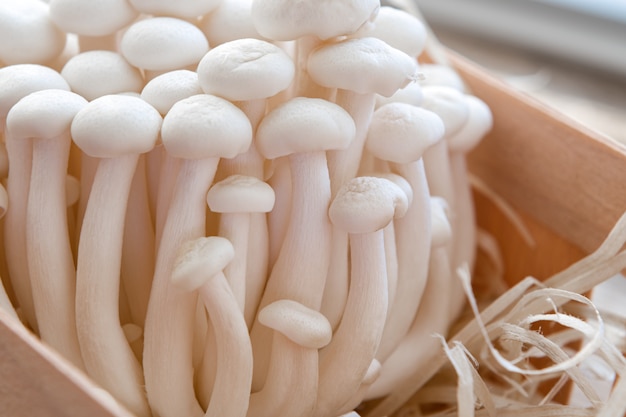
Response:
[161,94,252,160]
[251,0,380,41]
[307,37,418,97]
[61,51,144,101]
[140,70,202,116]
[258,299,332,349]
[0,64,69,120]
[329,176,408,234]
[256,97,355,159]
[357,6,427,58]
[366,102,444,164]
[447,95,493,153]
[375,173,413,209]
[120,17,209,71]
[49,0,139,37]
[207,175,275,214]
[0,0,67,65]
[420,86,470,137]
[419,64,465,91]
[199,0,264,46]
[430,196,452,248]
[375,82,423,109]
[6,89,87,140]
[172,236,235,292]
[71,95,162,158]
[128,0,221,19]
[197,38,295,101]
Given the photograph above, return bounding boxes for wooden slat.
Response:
[451,51,626,255]
[0,310,133,417]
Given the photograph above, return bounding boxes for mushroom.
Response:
[196,37,295,327]
[71,94,161,417]
[366,196,454,399]
[172,236,253,417]
[0,0,67,65]
[6,89,87,369]
[248,299,332,417]
[143,93,251,417]
[49,0,139,52]
[0,64,70,332]
[365,102,444,363]
[315,176,408,417]
[250,96,355,389]
[120,17,209,80]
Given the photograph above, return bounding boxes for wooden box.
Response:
[1,52,625,417]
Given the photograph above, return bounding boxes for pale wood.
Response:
[0,309,133,417]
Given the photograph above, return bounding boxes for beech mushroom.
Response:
[251,97,355,389]
[0,0,67,65]
[1,64,70,332]
[7,89,87,370]
[120,17,209,80]
[315,176,408,417]
[365,102,444,363]
[172,236,253,417]
[248,299,332,417]
[143,93,251,417]
[199,0,265,47]
[366,196,454,399]
[71,94,161,417]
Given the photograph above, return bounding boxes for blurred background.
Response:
[413,0,626,144]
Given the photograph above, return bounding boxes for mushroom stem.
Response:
[0,183,18,321]
[154,152,181,250]
[28,132,84,369]
[76,154,150,417]
[144,159,219,417]
[3,135,37,331]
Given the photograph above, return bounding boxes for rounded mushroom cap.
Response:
[0,0,67,65]
[363,359,382,385]
[197,38,295,101]
[207,175,275,214]
[161,94,252,160]
[141,70,202,116]
[71,95,162,158]
[329,176,408,234]
[447,95,493,153]
[357,6,427,58]
[6,89,87,141]
[199,0,264,47]
[49,0,138,37]
[0,64,69,120]
[375,173,413,208]
[258,299,332,349]
[251,0,380,41]
[172,236,235,292]
[61,51,144,101]
[256,97,355,159]
[120,17,209,71]
[430,196,452,248]
[129,0,221,19]
[366,102,444,164]
[420,86,470,138]
[308,37,418,97]
[375,82,423,109]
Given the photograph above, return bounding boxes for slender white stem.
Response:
[75,154,150,417]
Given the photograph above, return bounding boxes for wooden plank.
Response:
[451,51,626,254]
[0,310,132,417]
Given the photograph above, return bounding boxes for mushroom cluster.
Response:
[0,1,493,416]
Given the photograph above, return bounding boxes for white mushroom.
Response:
[71,94,161,417]
[172,236,253,417]
[0,64,70,332]
[315,176,407,417]
[199,0,266,47]
[248,299,332,417]
[143,94,251,417]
